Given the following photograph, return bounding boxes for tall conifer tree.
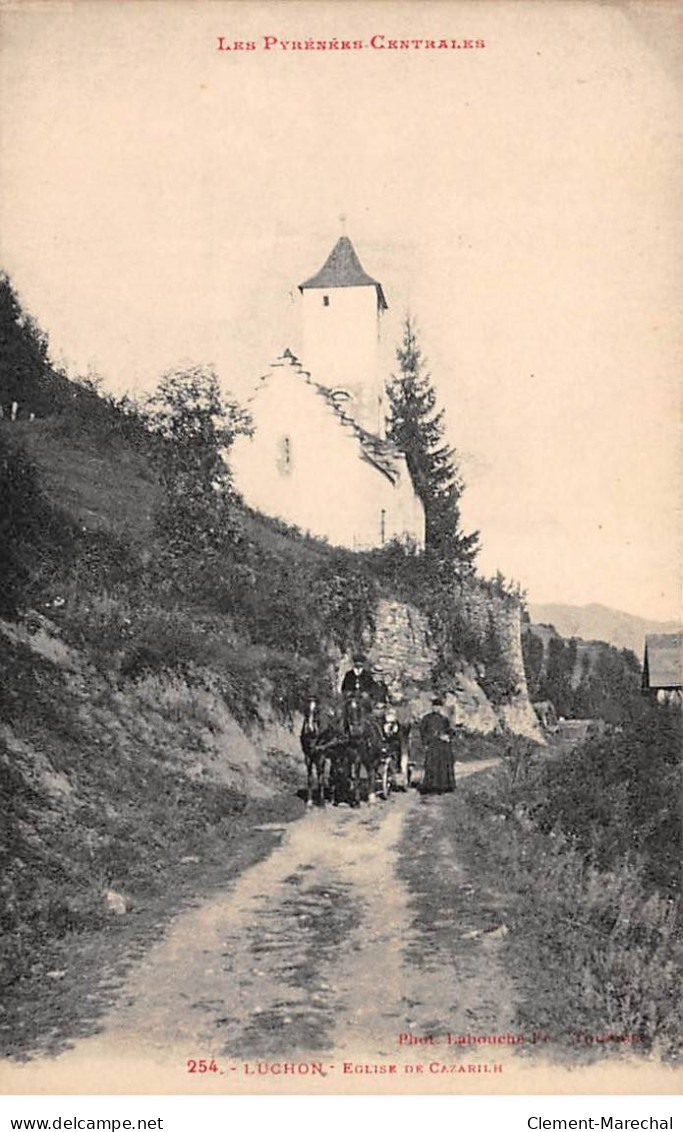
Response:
[386,316,479,570]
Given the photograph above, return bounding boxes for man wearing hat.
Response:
[341,653,376,701]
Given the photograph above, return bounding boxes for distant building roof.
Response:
[299,236,388,310]
[642,632,683,690]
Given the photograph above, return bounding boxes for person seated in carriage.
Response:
[380,705,401,753]
[379,697,417,787]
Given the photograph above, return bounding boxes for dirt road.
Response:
[2,762,522,1092]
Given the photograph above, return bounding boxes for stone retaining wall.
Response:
[335,588,543,741]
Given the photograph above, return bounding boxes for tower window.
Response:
[322,294,330,307]
[380,509,387,545]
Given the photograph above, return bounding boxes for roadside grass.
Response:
[455,733,683,1062]
[453,731,507,763]
[1,796,302,1060]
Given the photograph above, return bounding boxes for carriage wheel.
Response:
[380,759,392,800]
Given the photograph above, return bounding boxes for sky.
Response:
[1,1,681,622]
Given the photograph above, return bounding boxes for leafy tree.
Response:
[538,635,577,717]
[385,316,479,572]
[145,365,251,487]
[478,610,521,703]
[144,365,252,560]
[571,645,642,724]
[522,629,545,700]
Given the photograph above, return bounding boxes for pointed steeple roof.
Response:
[299,236,388,310]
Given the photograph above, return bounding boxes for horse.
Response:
[300,698,355,807]
[343,694,384,804]
[306,697,352,807]
[300,696,327,807]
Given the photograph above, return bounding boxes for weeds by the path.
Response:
[454,719,682,1062]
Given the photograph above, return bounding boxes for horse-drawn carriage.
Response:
[300,693,411,807]
[375,706,413,797]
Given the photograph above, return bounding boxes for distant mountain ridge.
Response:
[528,602,680,657]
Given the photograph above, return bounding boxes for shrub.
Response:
[513,837,682,1056]
[460,758,683,1059]
[534,703,682,897]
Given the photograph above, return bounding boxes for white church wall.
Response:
[301,286,384,436]
[230,360,424,550]
[388,456,426,549]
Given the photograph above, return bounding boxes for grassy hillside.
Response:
[18,419,158,539]
[4,411,375,697]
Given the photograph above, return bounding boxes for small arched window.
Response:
[323,294,330,307]
[380,508,387,545]
[277,435,293,476]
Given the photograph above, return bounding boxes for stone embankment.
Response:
[336,594,542,741]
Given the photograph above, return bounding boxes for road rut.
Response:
[3,764,520,1090]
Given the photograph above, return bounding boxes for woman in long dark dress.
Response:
[419,696,456,794]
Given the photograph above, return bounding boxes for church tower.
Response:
[299,235,387,436]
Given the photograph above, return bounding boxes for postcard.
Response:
[0,0,681,1097]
